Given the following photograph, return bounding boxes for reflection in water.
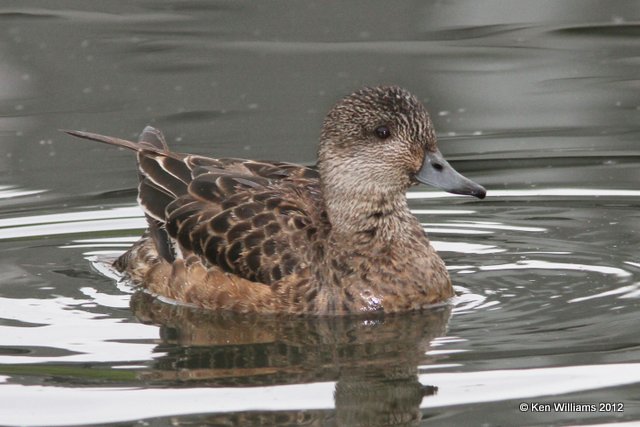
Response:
[131,292,449,426]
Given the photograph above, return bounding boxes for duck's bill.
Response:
[415,150,486,199]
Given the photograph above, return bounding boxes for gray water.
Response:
[1,1,640,426]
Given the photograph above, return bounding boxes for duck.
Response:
[65,85,486,315]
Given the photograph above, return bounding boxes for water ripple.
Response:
[479,260,632,278]
[568,282,640,303]
[409,188,640,199]
[2,363,638,426]
[0,206,145,240]
[0,296,157,364]
[0,185,45,200]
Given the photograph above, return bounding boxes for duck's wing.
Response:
[166,170,322,285]
[65,126,322,286]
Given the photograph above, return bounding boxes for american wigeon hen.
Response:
[66,86,485,315]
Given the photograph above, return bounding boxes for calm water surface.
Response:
[1,1,640,426]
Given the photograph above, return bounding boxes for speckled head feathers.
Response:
[318,86,439,194]
[320,86,436,149]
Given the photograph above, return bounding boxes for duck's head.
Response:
[318,86,486,200]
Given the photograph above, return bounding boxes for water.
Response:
[1,1,640,425]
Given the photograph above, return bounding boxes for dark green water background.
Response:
[0,1,639,425]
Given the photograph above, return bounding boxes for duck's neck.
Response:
[320,178,417,244]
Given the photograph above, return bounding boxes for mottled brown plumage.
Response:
[66,86,486,315]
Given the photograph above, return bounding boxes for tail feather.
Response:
[134,127,179,264]
[62,127,167,153]
[138,126,169,151]
[65,126,181,264]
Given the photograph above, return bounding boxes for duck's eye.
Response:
[374,125,391,140]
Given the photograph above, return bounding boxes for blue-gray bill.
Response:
[416,150,486,199]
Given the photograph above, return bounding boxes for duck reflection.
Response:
[131,292,450,426]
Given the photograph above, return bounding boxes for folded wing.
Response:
[65,126,323,286]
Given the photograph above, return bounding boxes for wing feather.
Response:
[138,154,188,197]
[65,126,323,285]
